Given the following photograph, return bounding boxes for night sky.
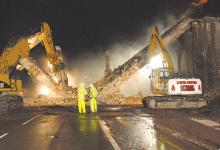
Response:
[0,0,220,90]
[0,0,219,55]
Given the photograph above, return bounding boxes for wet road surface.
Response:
[0,106,219,150]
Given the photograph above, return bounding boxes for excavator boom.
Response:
[27,23,69,86]
[148,26,174,73]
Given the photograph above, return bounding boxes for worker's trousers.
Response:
[90,98,97,112]
[78,99,86,114]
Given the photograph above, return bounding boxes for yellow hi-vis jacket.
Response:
[77,84,87,100]
[89,86,98,99]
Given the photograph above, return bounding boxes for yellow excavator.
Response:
[0,22,70,113]
[147,26,175,95]
[142,26,207,109]
[141,0,209,109]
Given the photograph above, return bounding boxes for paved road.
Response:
[0,106,219,150]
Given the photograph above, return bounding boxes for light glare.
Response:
[39,86,50,95]
[149,55,163,69]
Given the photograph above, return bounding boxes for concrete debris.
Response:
[24,94,142,107]
[99,89,143,105]
[23,97,76,107]
[19,57,75,98]
[104,50,112,76]
[95,17,193,97]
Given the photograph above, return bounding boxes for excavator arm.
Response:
[148,26,174,73]
[0,22,65,72]
[27,23,68,86]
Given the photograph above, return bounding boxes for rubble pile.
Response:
[24,97,77,107]
[99,90,143,105]
[24,95,142,106]
[20,57,75,98]
[100,95,142,105]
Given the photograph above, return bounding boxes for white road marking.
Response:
[98,117,121,150]
[191,118,220,131]
[22,115,39,126]
[0,133,8,139]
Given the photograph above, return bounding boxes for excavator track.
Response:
[142,96,207,109]
[0,94,23,114]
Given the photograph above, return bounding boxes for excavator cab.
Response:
[150,63,170,95]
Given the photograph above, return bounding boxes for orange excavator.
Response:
[192,0,208,7]
[188,0,209,16]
